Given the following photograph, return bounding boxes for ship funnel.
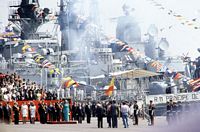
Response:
[158,38,169,60]
[159,38,169,51]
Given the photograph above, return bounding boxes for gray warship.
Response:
[0,0,199,104]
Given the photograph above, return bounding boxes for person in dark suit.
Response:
[13,102,20,125]
[149,100,155,126]
[0,103,3,123]
[91,102,96,117]
[47,102,54,121]
[111,100,119,128]
[96,103,104,128]
[55,102,61,122]
[3,102,12,124]
[106,101,112,128]
[76,103,83,124]
[166,101,172,125]
[38,103,46,124]
[72,102,77,121]
[44,103,48,123]
[133,100,139,125]
[85,103,91,124]
[82,104,86,121]
[52,103,57,121]
[28,90,35,100]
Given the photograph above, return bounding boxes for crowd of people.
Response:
[166,99,200,125]
[0,99,155,128]
[0,72,158,128]
[70,100,155,128]
[0,72,58,101]
[0,99,70,124]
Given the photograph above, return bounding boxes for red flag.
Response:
[174,73,183,80]
[189,78,200,86]
[105,77,115,96]
[192,82,200,92]
[150,61,163,72]
[64,77,78,88]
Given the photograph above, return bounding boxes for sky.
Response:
[0,0,200,59]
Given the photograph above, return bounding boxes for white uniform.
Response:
[30,105,36,118]
[21,104,28,117]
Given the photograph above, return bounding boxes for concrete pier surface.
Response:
[2,117,168,132]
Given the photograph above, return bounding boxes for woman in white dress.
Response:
[21,102,28,124]
[29,102,36,124]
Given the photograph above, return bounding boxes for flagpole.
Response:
[9,41,12,66]
[41,68,43,88]
[46,68,48,91]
